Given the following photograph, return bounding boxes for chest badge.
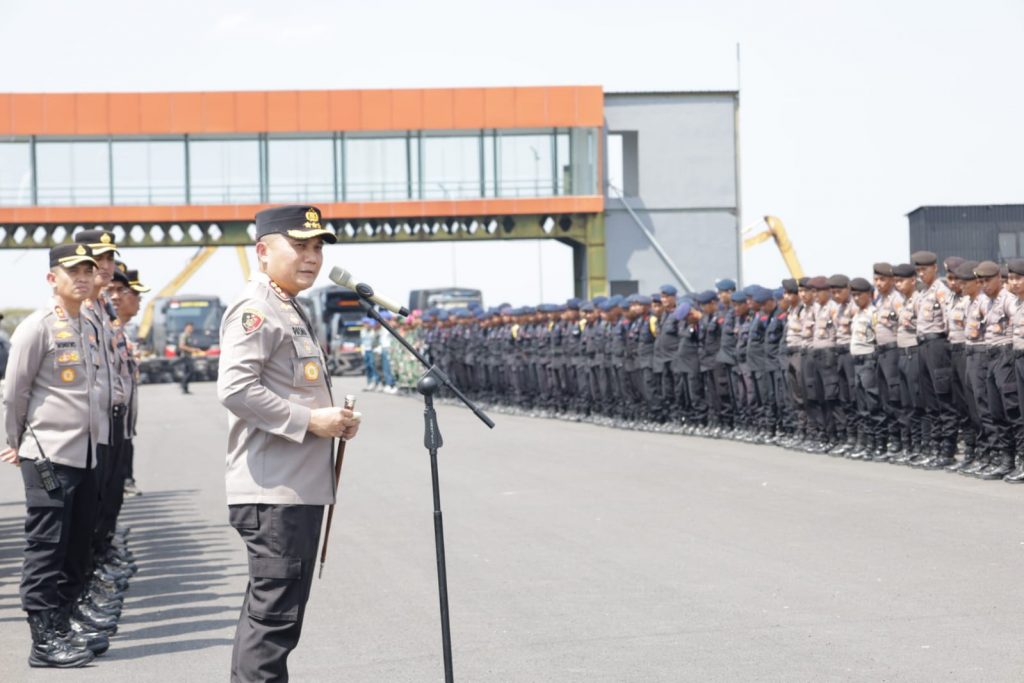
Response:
[303,360,320,381]
[60,368,77,383]
[241,308,265,335]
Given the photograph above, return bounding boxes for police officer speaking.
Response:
[216,205,362,682]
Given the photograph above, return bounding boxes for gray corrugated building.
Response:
[908,205,1024,266]
[603,91,740,295]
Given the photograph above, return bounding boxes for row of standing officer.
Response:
[408,251,1024,483]
[2,230,148,667]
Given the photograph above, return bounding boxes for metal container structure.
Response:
[908,205,1024,269]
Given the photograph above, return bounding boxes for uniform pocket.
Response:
[228,504,259,530]
[22,465,65,543]
[247,556,303,622]
[933,366,952,394]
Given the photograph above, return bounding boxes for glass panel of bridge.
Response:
[498,131,555,198]
[345,135,407,201]
[0,141,33,206]
[189,139,261,204]
[268,137,335,203]
[36,141,111,206]
[421,134,481,200]
[112,140,187,205]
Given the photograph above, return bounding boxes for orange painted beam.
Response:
[0,196,604,224]
[0,86,604,136]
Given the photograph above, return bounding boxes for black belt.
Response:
[112,404,127,418]
[899,346,918,356]
[950,343,966,353]
[966,346,987,356]
[877,342,897,351]
[834,347,850,355]
[810,348,832,357]
[918,332,947,342]
[853,353,876,364]
[988,345,1009,357]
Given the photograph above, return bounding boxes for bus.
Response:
[139,295,226,383]
[301,285,367,375]
[408,287,483,312]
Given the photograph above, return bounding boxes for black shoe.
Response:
[978,459,1014,481]
[27,611,95,668]
[52,606,110,657]
[123,478,143,497]
[924,457,955,470]
[1003,466,1024,483]
[71,603,118,635]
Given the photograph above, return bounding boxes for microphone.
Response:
[329,266,410,317]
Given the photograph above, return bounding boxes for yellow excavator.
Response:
[742,215,805,280]
[137,245,250,340]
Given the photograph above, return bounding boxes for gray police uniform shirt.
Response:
[875,290,902,346]
[2,302,102,468]
[965,294,988,348]
[947,292,969,345]
[849,303,876,356]
[983,288,1014,347]
[915,279,951,336]
[217,272,336,506]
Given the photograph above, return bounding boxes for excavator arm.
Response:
[137,246,219,341]
[742,215,805,280]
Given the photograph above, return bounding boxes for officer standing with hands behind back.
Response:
[217,205,362,682]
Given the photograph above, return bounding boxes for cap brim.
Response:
[130,283,151,293]
[286,228,337,244]
[58,255,98,268]
[89,244,120,255]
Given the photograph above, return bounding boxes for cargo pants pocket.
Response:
[21,460,65,544]
[247,556,303,622]
[933,366,953,395]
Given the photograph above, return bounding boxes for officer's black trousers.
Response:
[917,338,957,453]
[20,458,97,612]
[683,370,707,425]
[984,346,1017,455]
[966,349,994,455]
[179,354,195,392]
[712,364,734,428]
[752,369,774,431]
[876,346,901,446]
[852,354,884,441]
[95,411,128,555]
[834,350,854,440]
[230,503,324,683]
[950,345,978,449]
[783,351,804,434]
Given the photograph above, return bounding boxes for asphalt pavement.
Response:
[3,377,1024,681]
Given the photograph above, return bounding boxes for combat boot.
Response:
[26,610,94,668]
[1003,454,1024,483]
[977,453,1014,480]
[960,455,990,477]
[72,602,118,635]
[53,605,109,656]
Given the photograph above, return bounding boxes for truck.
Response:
[408,287,483,312]
[300,285,366,376]
[138,295,226,384]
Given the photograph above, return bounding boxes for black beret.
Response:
[1008,259,1024,276]
[892,263,916,278]
[974,261,1000,278]
[50,243,97,269]
[911,250,938,266]
[954,264,977,280]
[944,256,965,273]
[695,290,718,304]
[827,274,850,288]
[849,277,872,293]
[781,278,798,293]
[797,276,811,287]
[255,205,337,244]
[809,276,829,290]
[873,262,894,276]
[74,228,119,255]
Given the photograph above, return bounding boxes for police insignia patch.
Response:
[60,368,76,383]
[303,360,320,381]
[241,308,265,335]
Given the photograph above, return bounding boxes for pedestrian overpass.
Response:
[0,87,607,296]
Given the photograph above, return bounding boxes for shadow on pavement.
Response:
[2,487,242,662]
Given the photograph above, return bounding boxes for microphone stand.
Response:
[359,290,494,683]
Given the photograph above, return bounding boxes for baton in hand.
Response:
[319,394,356,579]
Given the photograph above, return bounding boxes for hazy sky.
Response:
[1,0,1021,309]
